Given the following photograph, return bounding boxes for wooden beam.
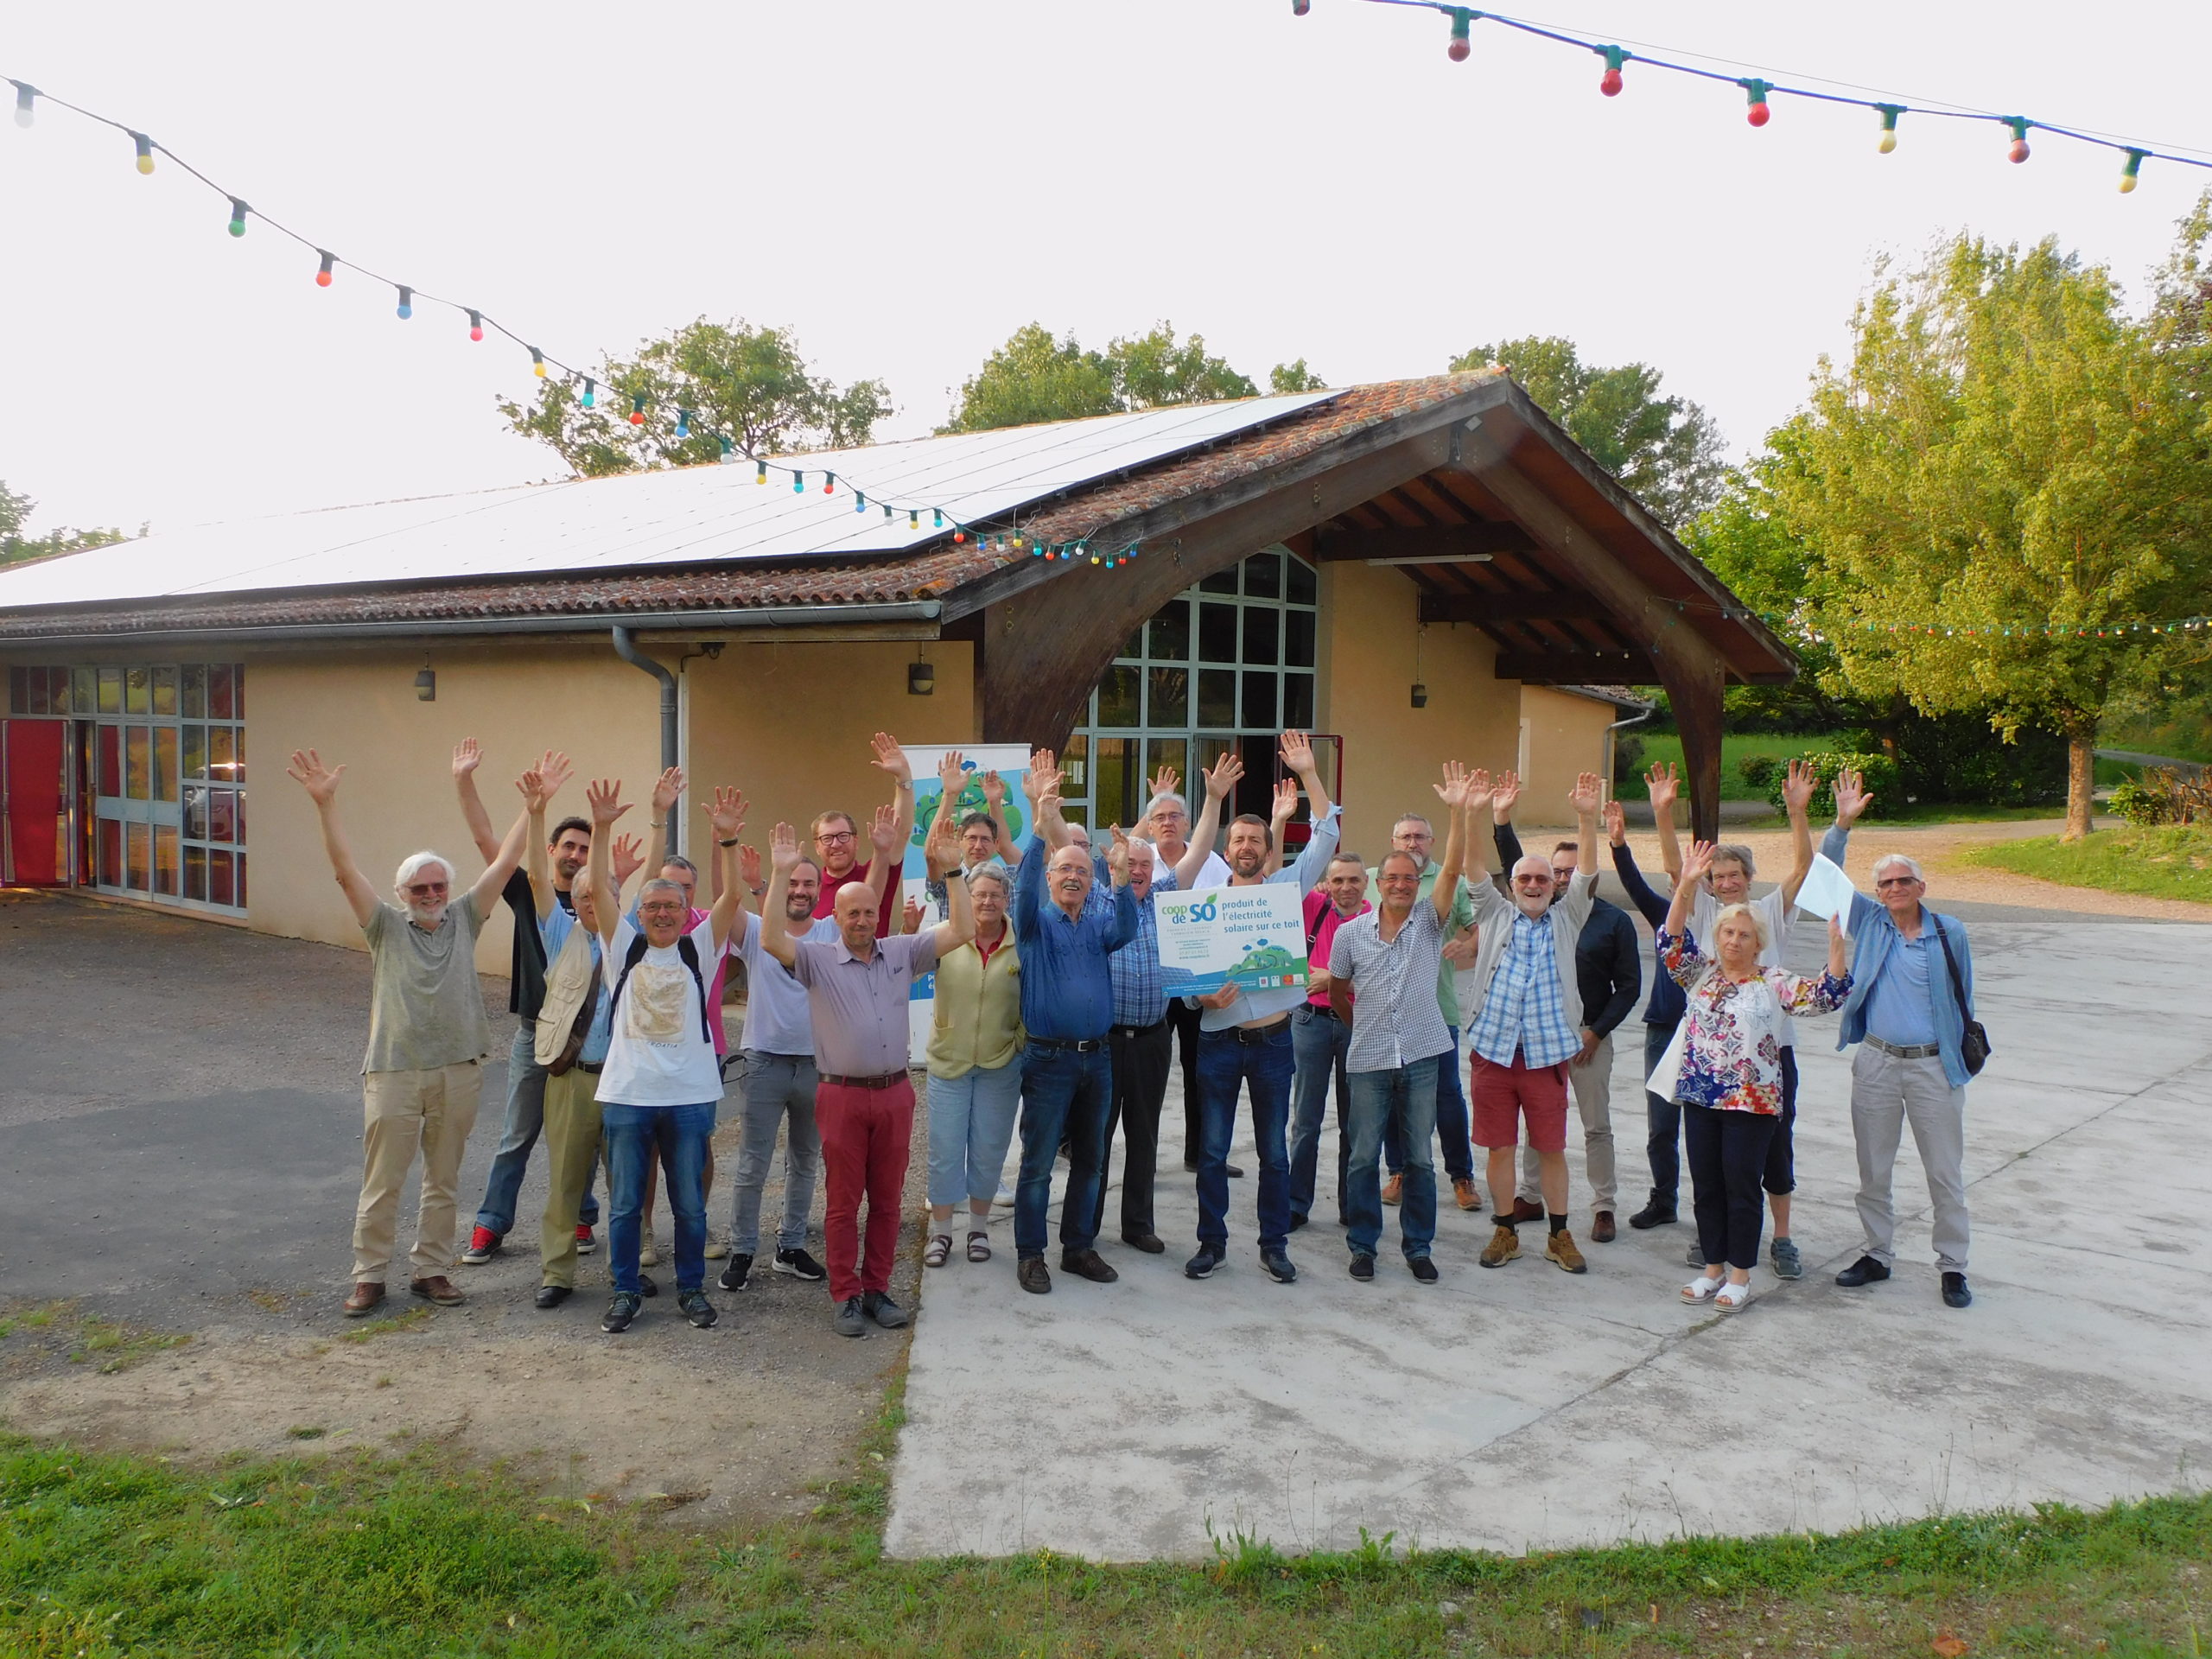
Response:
[1493,652,1657,683]
[1421,591,1610,625]
[1310,521,1537,563]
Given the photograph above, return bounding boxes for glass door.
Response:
[88,661,246,912]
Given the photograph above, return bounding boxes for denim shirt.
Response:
[1827,827,1977,1089]
[1013,833,1138,1040]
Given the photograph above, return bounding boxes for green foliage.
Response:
[941,321,1266,433]
[1449,334,1727,526]
[1268,358,1327,393]
[1737,753,1781,792]
[1610,731,1644,788]
[1848,711,2069,807]
[0,481,125,568]
[1764,751,1900,820]
[500,318,890,478]
[2107,766,2209,827]
[1964,824,2212,904]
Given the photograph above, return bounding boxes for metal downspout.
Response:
[611,625,680,856]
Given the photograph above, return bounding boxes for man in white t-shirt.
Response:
[584,775,750,1335]
[1649,759,1817,1277]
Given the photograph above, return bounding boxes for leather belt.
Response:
[1306,1004,1341,1020]
[819,1071,906,1090]
[1112,1020,1166,1039]
[1866,1036,1942,1059]
[572,1061,602,1075]
[1208,1014,1292,1045]
[1028,1037,1104,1053]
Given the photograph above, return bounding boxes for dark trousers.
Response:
[1017,1042,1111,1259]
[1643,1019,1682,1205]
[1171,996,1205,1163]
[1288,1004,1352,1225]
[1683,1103,1781,1271]
[1195,1022,1295,1252]
[1766,1048,1799,1196]
[1095,1018,1173,1239]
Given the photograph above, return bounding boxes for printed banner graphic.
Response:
[1154,883,1310,995]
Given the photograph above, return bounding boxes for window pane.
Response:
[1120,630,1145,663]
[98,726,120,797]
[185,842,208,901]
[1242,671,1278,729]
[1284,672,1316,729]
[210,727,237,780]
[1060,734,1088,796]
[97,666,122,715]
[208,849,235,909]
[1061,801,1089,829]
[209,790,236,844]
[210,664,234,721]
[1092,737,1137,829]
[126,821,151,892]
[1193,734,1237,780]
[72,667,95,715]
[1147,666,1188,728]
[124,728,150,799]
[183,785,209,841]
[1096,664,1141,728]
[151,665,178,715]
[232,728,245,784]
[231,664,245,717]
[46,665,69,715]
[1199,565,1239,595]
[1146,738,1188,796]
[1198,669,1237,728]
[181,664,206,718]
[1243,550,1282,599]
[1198,602,1238,664]
[184,724,207,780]
[155,825,181,897]
[233,852,247,907]
[154,728,179,803]
[1287,610,1317,668]
[125,667,151,715]
[235,789,246,847]
[1147,600,1190,661]
[1287,556,1318,606]
[8,667,23,715]
[1242,607,1280,666]
[99,817,122,887]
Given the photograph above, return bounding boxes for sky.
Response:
[3,1,2209,539]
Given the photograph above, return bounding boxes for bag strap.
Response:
[608,927,714,1043]
[1929,913,1972,1019]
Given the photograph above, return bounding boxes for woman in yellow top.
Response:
[925,865,1024,1267]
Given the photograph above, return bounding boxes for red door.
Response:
[3,720,67,885]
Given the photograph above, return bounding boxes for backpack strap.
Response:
[607,928,712,1044]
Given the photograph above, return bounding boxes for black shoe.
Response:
[1227,1165,1245,1179]
[1017,1256,1052,1294]
[1834,1254,1891,1288]
[1628,1199,1677,1230]
[1059,1248,1119,1283]
[718,1253,753,1292]
[1122,1231,1166,1255]
[774,1248,826,1281]
[637,1272,658,1297]
[1287,1212,1308,1232]
[1184,1246,1224,1280]
[1408,1255,1440,1285]
[1349,1252,1375,1281]
[677,1289,718,1328]
[862,1290,908,1329]
[833,1295,868,1337]
[601,1292,642,1333]
[1941,1272,1973,1309]
[534,1284,573,1310]
[1261,1249,1297,1284]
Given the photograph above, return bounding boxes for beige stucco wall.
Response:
[1516,684,1624,829]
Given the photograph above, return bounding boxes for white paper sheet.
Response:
[1793,852,1858,927]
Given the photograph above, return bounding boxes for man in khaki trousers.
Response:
[287,745,532,1317]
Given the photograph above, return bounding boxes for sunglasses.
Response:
[404,882,449,897]
[1876,876,1922,890]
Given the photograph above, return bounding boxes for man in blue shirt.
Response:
[1011,750,1140,1296]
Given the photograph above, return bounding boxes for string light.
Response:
[466,308,483,343]
[823,474,836,494]
[2005,118,2031,164]
[314,250,334,288]
[1876,104,1902,154]
[674,408,691,440]
[1292,0,1310,13]
[9,80,33,127]
[226,197,248,237]
[1597,45,1627,97]
[628,394,645,427]
[580,378,594,410]
[757,460,769,485]
[395,285,412,321]
[792,472,804,493]
[2121,149,2145,193]
[1446,8,1472,61]
[529,346,546,378]
[129,130,153,175]
[1740,78,1771,127]
[718,435,734,462]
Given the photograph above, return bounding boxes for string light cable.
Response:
[1,75,1145,570]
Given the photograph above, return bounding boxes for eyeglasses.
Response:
[1395,831,1433,843]
[1513,872,1551,884]
[1875,876,1922,889]
[404,882,449,897]
[816,830,857,845]
[639,901,688,915]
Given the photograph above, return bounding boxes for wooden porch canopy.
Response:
[955,372,1795,840]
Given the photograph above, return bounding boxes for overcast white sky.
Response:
[4,2,2208,538]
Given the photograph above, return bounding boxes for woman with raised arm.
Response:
[922,863,1025,1268]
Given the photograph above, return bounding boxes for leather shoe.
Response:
[341,1281,385,1318]
[1834,1254,1891,1288]
[408,1275,465,1306]
[533,1284,573,1310]
[1226,1165,1245,1179]
[1017,1255,1052,1294]
[1628,1199,1676,1230]
[1941,1271,1974,1309]
[1510,1197,1546,1225]
[1287,1212,1308,1232]
[1452,1176,1481,1211]
[1591,1211,1617,1244]
[1122,1231,1166,1255]
[1059,1248,1119,1284]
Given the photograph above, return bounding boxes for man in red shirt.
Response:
[811,731,915,940]
[1288,852,1372,1231]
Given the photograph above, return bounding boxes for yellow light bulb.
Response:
[1878,130,1896,155]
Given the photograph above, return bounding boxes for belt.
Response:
[819,1071,906,1090]
[1306,1004,1341,1020]
[572,1061,602,1075]
[1207,1014,1291,1046]
[1112,1020,1166,1039]
[1028,1037,1104,1053]
[1866,1036,1942,1059]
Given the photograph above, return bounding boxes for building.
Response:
[0,372,1791,965]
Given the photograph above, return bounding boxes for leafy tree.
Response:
[1268,359,1328,393]
[501,318,891,477]
[1447,335,1727,526]
[1768,232,2212,839]
[942,321,1268,433]
[1,481,124,568]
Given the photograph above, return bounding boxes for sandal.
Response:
[966,1230,992,1263]
[924,1234,953,1268]
[1681,1274,1725,1303]
[1714,1281,1753,1313]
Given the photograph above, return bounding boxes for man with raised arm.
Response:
[1141,764,1231,1174]
[758,810,972,1337]
[1174,732,1343,1286]
[1460,771,1604,1276]
[810,731,916,940]
[1649,758,1820,1279]
[1329,763,1478,1284]
[287,747,532,1319]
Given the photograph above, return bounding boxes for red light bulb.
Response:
[2008,137,2030,163]
[953,531,966,543]
[1747,101,1770,127]
[1739,79,1771,129]
[1600,67,1623,96]
[1447,36,1470,60]
[467,308,484,343]
[315,250,335,288]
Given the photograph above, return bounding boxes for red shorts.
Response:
[1469,1051,1570,1153]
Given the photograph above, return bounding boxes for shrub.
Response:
[1737,753,1781,793]
[1765,751,1901,820]
[2108,767,2209,828]
[1846,712,2068,806]
[1611,734,1644,790]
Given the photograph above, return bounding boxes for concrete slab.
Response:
[886,923,2212,1560]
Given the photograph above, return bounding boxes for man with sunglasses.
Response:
[287,747,533,1319]
[810,731,916,941]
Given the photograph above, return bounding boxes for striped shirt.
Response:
[1466,907,1580,1069]
[1328,901,1454,1072]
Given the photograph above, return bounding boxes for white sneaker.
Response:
[994,1179,1015,1208]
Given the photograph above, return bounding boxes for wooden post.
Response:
[1657,652,1726,843]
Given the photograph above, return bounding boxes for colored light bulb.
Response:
[1741,79,1770,127]
[758,461,769,485]
[823,474,835,494]
[1291,0,1308,12]
[1598,46,1626,97]
[396,285,413,321]
[315,251,335,288]
[227,198,249,238]
[10,81,33,127]
[674,409,692,439]
[629,395,646,427]
[131,131,154,175]
[908,509,918,528]
[883,504,893,520]
[1876,105,1901,154]
[2121,149,2145,194]
[953,531,966,543]
[531,346,547,378]
[467,308,484,343]
[855,492,866,513]
[793,473,804,493]
[1446,8,1471,60]
[582,378,595,410]
[718,435,734,462]
[933,511,944,528]
[2005,118,2031,163]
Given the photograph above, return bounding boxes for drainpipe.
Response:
[611,625,680,856]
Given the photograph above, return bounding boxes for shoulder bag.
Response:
[1931,917,1990,1077]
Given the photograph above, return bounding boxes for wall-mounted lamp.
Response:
[1409,682,1428,709]
[907,658,935,696]
[1409,620,1427,708]
[414,667,436,702]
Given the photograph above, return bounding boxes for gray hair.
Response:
[659,855,698,879]
[1393,813,1435,836]
[967,865,1013,899]
[1149,791,1189,817]
[1872,853,1925,883]
[393,850,455,892]
[1711,842,1758,879]
[1511,853,1553,881]
[1711,901,1770,951]
[638,877,689,905]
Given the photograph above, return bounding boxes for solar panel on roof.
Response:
[0,393,1338,612]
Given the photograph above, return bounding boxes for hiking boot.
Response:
[461,1226,500,1265]
[677,1289,718,1328]
[862,1290,908,1329]
[774,1248,826,1281]
[601,1292,643,1333]
[1629,1198,1675,1230]
[1545,1230,1589,1274]
[1452,1176,1480,1211]
[833,1295,868,1337]
[1770,1236,1802,1280]
[1478,1226,1522,1269]
[718,1253,753,1293]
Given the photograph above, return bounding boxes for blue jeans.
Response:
[602,1101,714,1294]
[1384,1024,1470,1181]
[1195,1021,1294,1253]
[1015,1043,1111,1259]
[475,1021,599,1236]
[1288,1006,1351,1224]
[1643,1019,1681,1206]
[1346,1056,1441,1259]
[928,1060,1025,1208]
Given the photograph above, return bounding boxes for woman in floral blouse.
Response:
[1653,840,1851,1312]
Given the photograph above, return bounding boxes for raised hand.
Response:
[705,785,747,842]
[287,748,345,805]
[739,843,763,890]
[1433,760,1476,810]
[981,769,1007,809]
[902,894,925,933]
[1147,762,1179,801]
[1678,838,1716,889]
[1834,766,1873,827]
[1465,766,1491,805]
[450,738,482,779]
[585,778,628,827]
[769,822,801,874]
[609,833,645,888]
[1270,777,1299,822]
[869,800,900,859]
[936,749,966,800]
[516,767,549,813]
[1027,748,1061,803]
[1106,823,1132,883]
[1202,749,1243,801]
[925,810,963,875]
[1569,771,1605,819]
[869,731,913,785]
[1645,761,1679,815]
[1782,757,1817,816]
[534,750,574,804]
[1279,729,1316,777]
[650,766,686,814]
[1490,769,1522,821]
[1603,798,1627,847]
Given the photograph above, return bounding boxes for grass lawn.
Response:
[4,1417,2210,1658]
[1961,824,2212,906]
[1630,733,1840,798]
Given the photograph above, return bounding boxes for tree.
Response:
[941,321,1270,433]
[1447,335,1727,526]
[1,481,124,568]
[1767,231,2212,839]
[501,318,890,477]
[1268,359,1328,393]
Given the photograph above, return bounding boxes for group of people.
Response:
[292,722,1981,1339]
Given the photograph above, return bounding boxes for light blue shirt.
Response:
[1191,806,1344,1032]
[1863,929,1938,1046]
[736,910,842,1057]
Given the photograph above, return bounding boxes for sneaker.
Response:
[1017,1256,1052,1294]
[1452,1176,1480,1211]
[574,1224,596,1255]
[995,1179,1016,1206]
[1835,1254,1891,1288]
[601,1292,642,1333]
[1770,1236,1802,1280]
[677,1289,718,1328]
[717,1253,753,1293]
[833,1295,868,1338]
[1686,1242,1706,1268]
[1349,1252,1376,1281]
[1545,1230,1589,1274]
[1260,1249,1297,1284]
[862,1290,908,1329]
[774,1248,826,1282]
[1381,1173,1403,1206]
[1408,1255,1440,1285]
[638,1240,659,1268]
[1184,1246,1224,1281]
[1941,1271,1974,1309]
[461,1226,500,1265]
[1478,1225,1521,1268]
[704,1237,730,1261]
[1629,1199,1676,1230]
